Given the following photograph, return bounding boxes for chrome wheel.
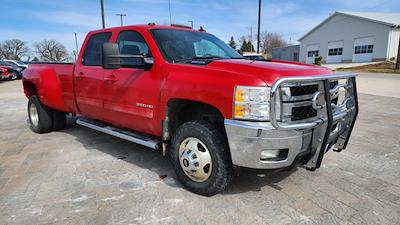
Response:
[179,137,212,182]
[29,103,39,127]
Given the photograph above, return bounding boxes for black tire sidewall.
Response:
[52,110,67,131]
[28,96,53,133]
[170,121,233,196]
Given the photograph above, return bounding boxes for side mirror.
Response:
[143,57,154,65]
[102,42,121,69]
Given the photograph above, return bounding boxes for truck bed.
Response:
[23,63,78,113]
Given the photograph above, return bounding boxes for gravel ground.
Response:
[0,73,399,225]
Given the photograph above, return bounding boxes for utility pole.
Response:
[250,25,253,53]
[257,0,262,53]
[188,20,193,28]
[168,0,172,25]
[116,14,126,26]
[100,0,105,29]
[396,34,400,70]
[74,32,79,61]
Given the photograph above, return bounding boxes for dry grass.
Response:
[335,62,400,74]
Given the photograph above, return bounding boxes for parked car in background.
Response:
[0,65,16,81]
[243,53,268,61]
[3,60,28,71]
[0,61,22,79]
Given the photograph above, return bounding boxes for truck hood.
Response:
[207,59,333,85]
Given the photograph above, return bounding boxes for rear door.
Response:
[74,32,112,120]
[102,29,162,136]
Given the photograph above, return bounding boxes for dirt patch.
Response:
[335,62,400,74]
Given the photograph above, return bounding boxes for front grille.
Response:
[289,81,339,121]
[290,81,338,97]
[290,85,318,96]
[291,105,317,121]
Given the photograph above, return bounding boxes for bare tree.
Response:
[34,40,69,62]
[0,39,30,60]
[259,32,288,55]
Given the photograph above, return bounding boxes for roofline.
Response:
[298,11,397,41]
[88,24,204,34]
[272,44,300,50]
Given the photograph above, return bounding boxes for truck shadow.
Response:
[61,117,296,195]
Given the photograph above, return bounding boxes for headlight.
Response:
[234,86,270,121]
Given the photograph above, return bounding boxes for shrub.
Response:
[314,56,323,65]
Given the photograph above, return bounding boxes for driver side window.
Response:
[117,30,152,68]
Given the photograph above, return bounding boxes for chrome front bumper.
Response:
[224,120,313,169]
[225,73,359,170]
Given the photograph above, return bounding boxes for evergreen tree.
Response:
[241,40,250,52]
[228,36,237,50]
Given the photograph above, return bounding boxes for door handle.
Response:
[104,75,118,83]
[75,72,85,80]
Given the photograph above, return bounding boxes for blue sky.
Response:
[1,0,400,54]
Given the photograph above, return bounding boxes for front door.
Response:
[75,32,112,121]
[102,30,162,136]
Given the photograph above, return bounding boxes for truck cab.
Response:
[22,24,358,196]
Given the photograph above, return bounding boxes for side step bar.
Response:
[76,118,161,150]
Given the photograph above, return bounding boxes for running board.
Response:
[76,118,160,150]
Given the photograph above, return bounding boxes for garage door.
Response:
[353,37,374,63]
[306,44,319,64]
[327,41,343,64]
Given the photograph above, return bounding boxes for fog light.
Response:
[261,150,280,160]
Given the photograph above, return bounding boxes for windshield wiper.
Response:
[174,56,225,63]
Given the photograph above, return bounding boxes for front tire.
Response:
[11,72,18,80]
[169,121,234,196]
[28,96,53,133]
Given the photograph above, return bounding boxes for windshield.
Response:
[151,29,243,63]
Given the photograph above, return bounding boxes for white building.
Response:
[299,11,400,64]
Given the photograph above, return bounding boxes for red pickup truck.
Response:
[22,24,358,196]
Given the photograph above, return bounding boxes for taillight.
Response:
[1,68,6,75]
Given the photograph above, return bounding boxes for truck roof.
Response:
[89,24,206,34]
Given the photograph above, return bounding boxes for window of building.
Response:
[354,45,373,54]
[328,48,343,56]
[307,50,319,57]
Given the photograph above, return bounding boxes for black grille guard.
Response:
[270,73,359,170]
